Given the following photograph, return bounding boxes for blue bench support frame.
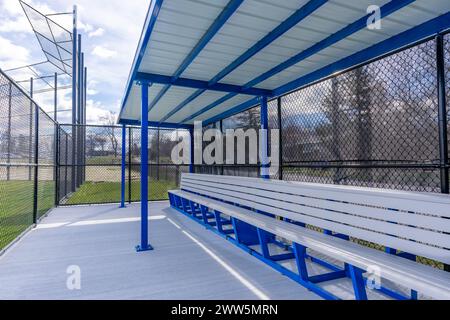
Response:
[168,190,421,300]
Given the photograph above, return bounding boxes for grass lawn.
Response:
[0,180,54,251]
[65,180,177,205]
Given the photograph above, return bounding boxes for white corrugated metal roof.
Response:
[118,0,450,127]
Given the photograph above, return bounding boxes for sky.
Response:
[0,0,148,124]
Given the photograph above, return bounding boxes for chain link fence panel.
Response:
[0,70,57,251]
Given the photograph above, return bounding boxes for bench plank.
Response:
[184,173,450,218]
[182,176,450,232]
[181,180,450,248]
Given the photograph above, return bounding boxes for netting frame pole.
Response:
[120,124,126,208]
[136,82,153,252]
[76,36,82,189]
[82,67,87,184]
[54,72,58,122]
[71,5,77,193]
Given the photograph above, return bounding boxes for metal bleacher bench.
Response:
[168,173,450,300]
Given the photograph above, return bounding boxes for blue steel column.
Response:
[71,5,77,192]
[76,45,83,188]
[136,82,153,252]
[260,96,270,179]
[120,124,126,208]
[189,127,195,173]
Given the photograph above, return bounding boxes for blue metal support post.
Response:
[120,124,126,208]
[71,6,77,192]
[136,81,153,252]
[76,46,83,188]
[260,96,270,179]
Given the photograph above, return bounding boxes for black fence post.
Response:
[72,126,76,193]
[29,78,33,181]
[32,103,39,224]
[128,126,132,203]
[156,128,160,180]
[65,133,68,197]
[7,82,12,181]
[277,97,283,181]
[437,34,449,194]
[55,124,60,206]
[436,34,449,272]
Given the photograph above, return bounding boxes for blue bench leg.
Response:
[175,195,183,209]
[189,200,200,218]
[214,210,224,233]
[292,242,309,281]
[231,217,240,243]
[168,193,174,206]
[348,264,368,300]
[200,205,210,225]
[257,228,271,259]
[181,198,191,213]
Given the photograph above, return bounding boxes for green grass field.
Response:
[0,180,54,251]
[0,178,175,250]
[65,180,176,205]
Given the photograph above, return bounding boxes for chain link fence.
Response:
[0,70,57,252]
[56,124,189,205]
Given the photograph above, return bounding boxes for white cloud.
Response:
[88,28,104,38]
[85,99,113,123]
[0,35,30,69]
[92,45,117,59]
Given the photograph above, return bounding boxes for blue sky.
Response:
[0,0,148,124]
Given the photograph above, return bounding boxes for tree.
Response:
[95,136,107,152]
[99,111,119,158]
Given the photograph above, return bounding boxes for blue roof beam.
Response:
[148,0,244,111]
[159,0,328,123]
[135,72,273,96]
[181,0,415,124]
[203,12,450,126]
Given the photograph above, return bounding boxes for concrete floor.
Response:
[0,202,323,300]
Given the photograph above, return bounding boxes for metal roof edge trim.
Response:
[118,0,164,124]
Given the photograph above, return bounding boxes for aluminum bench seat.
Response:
[168,173,450,300]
